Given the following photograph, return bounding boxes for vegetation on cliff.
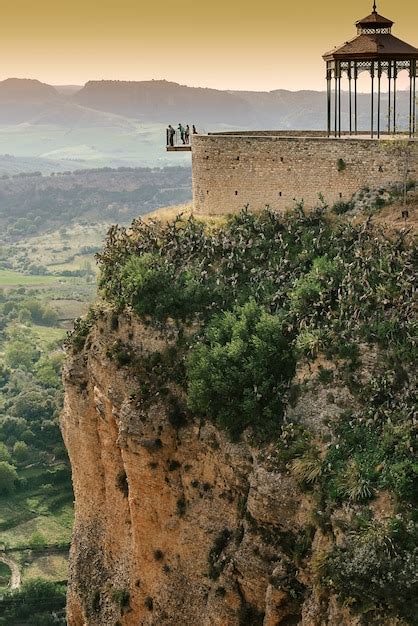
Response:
[68,206,417,623]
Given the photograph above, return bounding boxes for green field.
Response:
[31,325,67,349]
[0,270,70,287]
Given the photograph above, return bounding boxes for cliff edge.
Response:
[62,207,417,625]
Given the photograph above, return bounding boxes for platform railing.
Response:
[166,127,205,147]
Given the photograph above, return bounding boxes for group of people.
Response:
[167,123,197,146]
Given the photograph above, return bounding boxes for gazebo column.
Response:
[377,62,381,138]
[326,63,332,137]
[354,62,358,134]
[371,62,375,138]
[334,67,338,137]
[338,64,342,137]
[348,62,352,134]
[409,61,414,137]
[409,59,416,137]
[387,61,392,134]
[414,60,417,135]
[393,62,397,133]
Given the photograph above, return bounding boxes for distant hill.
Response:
[0,78,413,131]
[54,85,83,96]
[0,78,413,172]
[0,78,134,127]
[0,78,60,124]
[0,78,58,100]
[74,80,328,128]
[74,80,259,126]
[73,80,412,130]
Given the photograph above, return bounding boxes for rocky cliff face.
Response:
[62,310,394,626]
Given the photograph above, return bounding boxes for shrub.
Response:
[176,497,186,516]
[0,461,18,494]
[337,158,346,172]
[208,529,232,580]
[0,443,11,463]
[29,532,48,549]
[115,470,129,497]
[187,300,295,439]
[66,308,97,352]
[107,339,134,366]
[291,451,323,484]
[331,200,353,214]
[12,440,30,463]
[239,603,265,626]
[112,589,130,609]
[324,524,418,621]
[289,256,340,318]
[337,459,374,502]
[119,254,208,322]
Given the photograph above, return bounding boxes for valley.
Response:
[0,162,192,623]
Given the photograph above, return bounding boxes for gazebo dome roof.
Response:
[355,11,393,29]
[323,33,418,62]
[323,3,418,61]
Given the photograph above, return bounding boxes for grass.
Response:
[50,254,97,273]
[52,299,91,321]
[0,501,73,549]
[21,554,68,583]
[0,270,70,287]
[10,224,106,273]
[145,203,225,228]
[0,465,73,550]
[31,325,67,349]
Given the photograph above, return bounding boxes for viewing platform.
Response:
[166,144,192,152]
[166,126,201,152]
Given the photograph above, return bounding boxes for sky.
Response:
[1,0,417,91]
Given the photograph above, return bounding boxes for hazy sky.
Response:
[1,0,417,91]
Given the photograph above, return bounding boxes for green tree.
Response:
[35,353,64,388]
[0,461,18,494]
[4,340,40,370]
[12,441,30,463]
[0,443,11,463]
[10,388,55,421]
[0,364,11,388]
[17,307,32,324]
[187,300,296,438]
[0,579,66,622]
[22,299,58,326]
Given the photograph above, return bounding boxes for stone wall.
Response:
[191,133,418,214]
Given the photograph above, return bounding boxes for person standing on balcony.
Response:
[185,125,190,144]
[178,123,186,144]
[167,125,175,146]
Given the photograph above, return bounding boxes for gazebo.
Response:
[323,2,418,138]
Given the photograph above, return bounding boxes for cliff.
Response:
[62,313,349,625]
[62,208,417,625]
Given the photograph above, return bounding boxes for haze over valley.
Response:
[0,77,414,174]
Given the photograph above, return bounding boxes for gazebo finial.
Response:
[373,1,377,12]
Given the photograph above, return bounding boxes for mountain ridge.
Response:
[0,77,413,130]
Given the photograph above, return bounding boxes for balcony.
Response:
[165,127,201,152]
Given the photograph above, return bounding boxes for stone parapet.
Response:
[191,133,418,214]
